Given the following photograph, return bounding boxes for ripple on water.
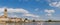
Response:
[0,22,60,25]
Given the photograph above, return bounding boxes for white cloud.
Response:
[47,0,60,2]
[47,0,51,2]
[44,9,55,16]
[8,8,29,13]
[35,8,39,11]
[0,7,29,13]
[45,9,55,14]
[47,0,60,8]
[8,15,18,17]
[0,7,40,18]
[0,13,4,16]
[46,14,52,16]
[49,2,60,8]
[23,13,39,17]
[13,15,18,17]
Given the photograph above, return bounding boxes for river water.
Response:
[0,22,60,25]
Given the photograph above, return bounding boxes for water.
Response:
[0,22,60,25]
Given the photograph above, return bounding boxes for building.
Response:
[0,8,23,22]
[0,8,9,22]
[9,18,22,22]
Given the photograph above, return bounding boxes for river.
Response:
[0,22,60,25]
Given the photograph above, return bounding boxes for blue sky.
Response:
[0,0,60,20]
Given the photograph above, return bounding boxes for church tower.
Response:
[4,8,7,18]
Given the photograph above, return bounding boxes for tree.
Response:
[25,18,28,20]
[32,20,35,22]
[24,18,28,22]
[48,20,52,22]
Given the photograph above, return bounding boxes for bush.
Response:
[32,20,35,22]
[48,20,52,22]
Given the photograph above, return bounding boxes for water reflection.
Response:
[0,22,41,25]
[0,22,60,25]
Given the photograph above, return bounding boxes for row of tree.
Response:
[24,18,35,22]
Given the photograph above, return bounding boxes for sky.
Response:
[0,0,60,21]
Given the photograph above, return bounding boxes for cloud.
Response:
[44,9,55,16]
[49,2,60,8]
[45,9,55,14]
[0,7,29,13]
[47,0,60,8]
[23,13,39,17]
[46,14,52,16]
[8,8,29,13]
[0,7,40,18]
[0,13,4,16]
[47,0,60,2]
[35,8,39,11]
[13,15,18,17]
[46,0,51,2]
